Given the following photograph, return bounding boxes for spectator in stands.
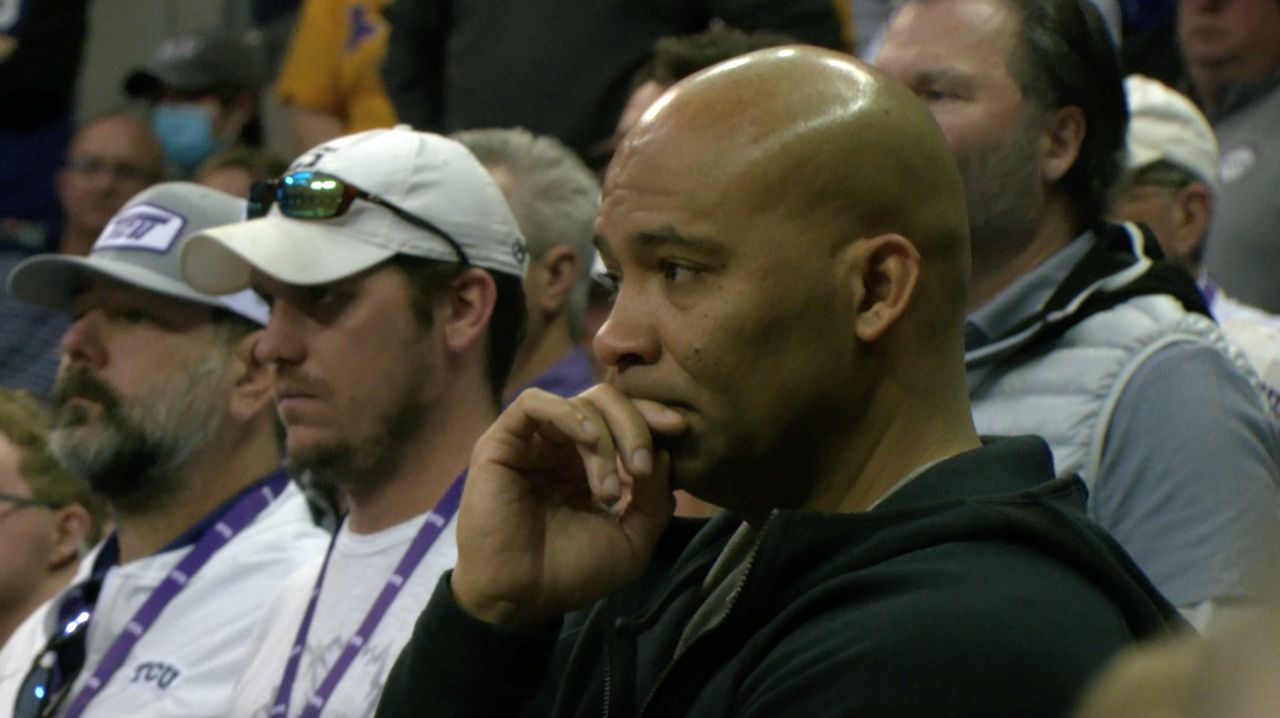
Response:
[0,388,103,648]
[1,112,165,400]
[876,0,1279,627]
[56,113,166,258]
[0,183,327,716]
[180,126,527,718]
[1179,0,1280,313]
[375,46,1182,718]
[593,25,796,173]
[275,0,398,154]
[381,0,843,161]
[452,128,598,399]
[1113,74,1280,412]
[125,31,268,178]
[0,0,90,255]
[195,146,289,199]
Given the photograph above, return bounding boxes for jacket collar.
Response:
[966,222,1209,369]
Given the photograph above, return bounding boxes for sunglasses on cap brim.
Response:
[247,171,471,265]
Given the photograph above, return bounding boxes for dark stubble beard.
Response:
[957,110,1046,271]
[283,360,433,502]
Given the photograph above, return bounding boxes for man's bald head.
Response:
[595,47,977,510]
[610,46,971,332]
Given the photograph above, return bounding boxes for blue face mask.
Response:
[151,104,223,175]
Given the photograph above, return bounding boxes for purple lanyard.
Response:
[63,473,291,718]
[270,472,466,718]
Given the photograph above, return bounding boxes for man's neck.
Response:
[344,391,496,535]
[796,352,982,518]
[967,197,1078,313]
[113,426,279,564]
[505,318,576,398]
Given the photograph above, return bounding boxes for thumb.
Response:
[618,449,675,545]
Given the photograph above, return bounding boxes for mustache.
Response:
[52,367,121,412]
[275,369,329,398]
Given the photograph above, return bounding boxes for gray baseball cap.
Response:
[125,31,265,98]
[7,182,269,325]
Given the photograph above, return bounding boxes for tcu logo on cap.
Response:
[93,203,188,254]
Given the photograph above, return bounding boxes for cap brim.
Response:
[124,70,165,99]
[181,214,397,294]
[8,254,231,313]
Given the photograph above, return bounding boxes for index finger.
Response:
[576,384,659,480]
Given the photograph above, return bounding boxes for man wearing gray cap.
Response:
[0,182,328,717]
[179,125,527,717]
[126,31,267,177]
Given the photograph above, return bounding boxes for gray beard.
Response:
[50,350,230,513]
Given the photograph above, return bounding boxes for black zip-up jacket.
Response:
[376,437,1184,718]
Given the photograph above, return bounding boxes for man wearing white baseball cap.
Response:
[0,182,328,717]
[1113,74,1280,415]
[180,125,528,717]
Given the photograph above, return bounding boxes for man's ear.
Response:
[49,504,93,570]
[531,246,581,315]
[844,234,920,343]
[1041,106,1087,185]
[1171,181,1213,270]
[442,268,498,354]
[227,329,276,423]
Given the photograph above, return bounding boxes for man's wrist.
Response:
[450,566,546,627]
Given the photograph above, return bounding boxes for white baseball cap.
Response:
[180,126,528,295]
[1123,74,1220,194]
[7,182,269,325]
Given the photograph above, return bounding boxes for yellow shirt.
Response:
[274,0,397,133]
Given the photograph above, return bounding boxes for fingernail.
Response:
[601,473,621,502]
[631,448,652,475]
[580,419,599,440]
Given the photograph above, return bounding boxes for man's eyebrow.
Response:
[914,68,974,89]
[630,226,727,260]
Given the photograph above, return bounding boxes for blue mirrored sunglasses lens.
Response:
[277,172,347,219]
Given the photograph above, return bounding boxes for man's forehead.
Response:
[879,0,1019,72]
[73,275,209,317]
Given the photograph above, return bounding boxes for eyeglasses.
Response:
[0,492,63,509]
[15,578,101,718]
[0,492,62,523]
[64,155,157,184]
[248,171,470,265]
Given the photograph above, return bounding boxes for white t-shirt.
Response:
[231,511,458,717]
[0,483,327,717]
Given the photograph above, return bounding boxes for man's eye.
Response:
[304,287,338,307]
[118,308,154,324]
[659,260,702,284]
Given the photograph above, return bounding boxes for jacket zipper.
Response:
[636,512,776,717]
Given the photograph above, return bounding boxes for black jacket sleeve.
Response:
[381,0,450,129]
[375,571,563,718]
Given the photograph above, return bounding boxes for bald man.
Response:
[375,47,1180,718]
